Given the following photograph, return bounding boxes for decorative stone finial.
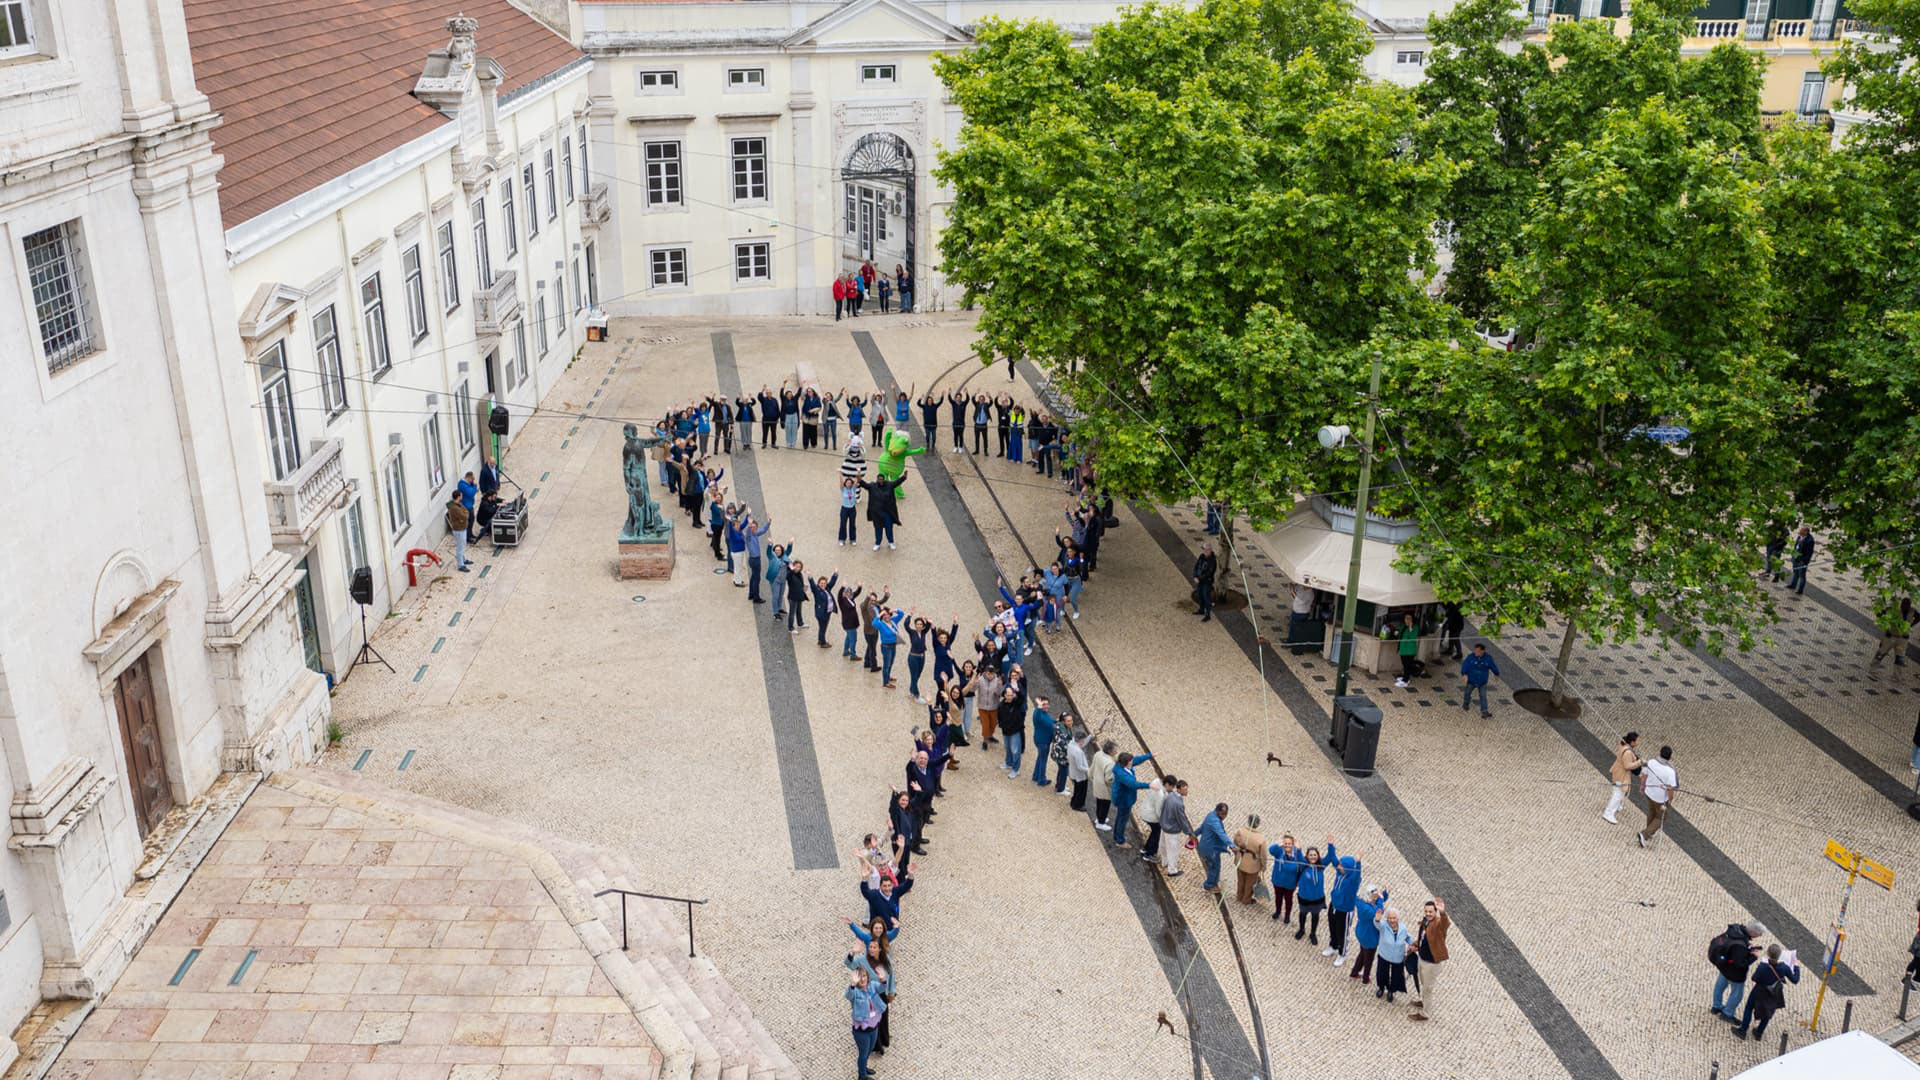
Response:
[448,16,478,67]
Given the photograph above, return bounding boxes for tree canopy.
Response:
[934,0,1453,529]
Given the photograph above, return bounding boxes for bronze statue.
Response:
[620,424,670,541]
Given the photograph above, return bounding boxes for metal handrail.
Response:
[594,888,708,958]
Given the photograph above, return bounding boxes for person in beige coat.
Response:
[1604,731,1643,824]
[1231,814,1268,904]
[1090,741,1117,831]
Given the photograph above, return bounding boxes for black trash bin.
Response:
[1330,694,1375,753]
[1343,706,1383,778]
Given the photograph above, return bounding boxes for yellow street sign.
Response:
[1825,840,1895,890]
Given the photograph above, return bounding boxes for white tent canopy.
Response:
[1732,1031,1920,1079]
[1253,501,1437,608]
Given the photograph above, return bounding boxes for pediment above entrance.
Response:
[784,0,972,48]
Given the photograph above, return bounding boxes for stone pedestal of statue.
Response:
[618,532,675,580]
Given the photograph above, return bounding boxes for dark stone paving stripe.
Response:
[852,331,1257,1080]
[1129,507,1621,1080]
[1470,630,1871,998]
[712,332,839,871]
[1804,582,1920,665]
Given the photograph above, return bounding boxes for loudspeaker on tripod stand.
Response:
[347,566,392,674]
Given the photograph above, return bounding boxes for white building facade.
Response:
[189,3,601,676]
[576,0,1468,318]
[0,0,329,1047]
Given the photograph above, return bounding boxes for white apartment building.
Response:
[0,0,328,1047]
[186,1,601,678]
[574,0,1467,318]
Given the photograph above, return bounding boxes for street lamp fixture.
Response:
[1326,352,1383,699]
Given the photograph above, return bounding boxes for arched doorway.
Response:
[840,132,914,285]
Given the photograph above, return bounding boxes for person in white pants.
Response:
[1604,731,1643,824]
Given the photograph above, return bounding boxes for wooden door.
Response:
[113,651,172,837]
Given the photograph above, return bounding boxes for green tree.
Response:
[1386,102,1799,707]
[935,0,1453,542]
[1417,0,1764,324]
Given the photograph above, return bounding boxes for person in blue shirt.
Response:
[801,388,822,450]
[1326,847,1364,964]
[1109,751,1155,848]
[1350,885,1390,984]
[734,394,756,449]
[874,607,906,688]
[845,966,887,1080]
[706,490,728,563]
[764,540,794,620]
[781,388,800,448]
[724,510,747,581]
[1460,643,1501,717]
[743,515,773,603]
[1197,803,1233,893]
[695,403,712,456]
[1373,905,1417,1002]
[1293,841,1333,946]
[1027,696,1056,786]
[1267,834,1307,924]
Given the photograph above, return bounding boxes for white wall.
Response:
[226,64,597,677]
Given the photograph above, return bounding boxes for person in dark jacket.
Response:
[1788,526,1815,595]
[1440,601,1465,659]
[905,750,935,837]
[1732,944,1800,1040]
[1193,544,1218,622]
[862,473,909,551]
[808,572,840,649]
[1712,920,1766,1022]
[860,868,915,929]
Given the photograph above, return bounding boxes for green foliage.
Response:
[934,0,1452,523]
[1387,101,1798,685]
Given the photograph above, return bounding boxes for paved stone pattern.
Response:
[50,781,659,1080]
[324,319,1195,1080]
[316,313,1920,1080]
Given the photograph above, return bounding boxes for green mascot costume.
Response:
[874,429,925,504]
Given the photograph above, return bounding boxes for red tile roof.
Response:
[185,0,585,229]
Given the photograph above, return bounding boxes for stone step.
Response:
[581,850,795,1079]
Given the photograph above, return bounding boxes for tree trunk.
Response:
[1549,618,1579,709]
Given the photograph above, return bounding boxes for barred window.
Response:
[23,222,98,373]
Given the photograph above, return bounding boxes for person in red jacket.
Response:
[833,275,848,321]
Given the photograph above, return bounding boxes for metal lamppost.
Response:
[1323,349,1384,700]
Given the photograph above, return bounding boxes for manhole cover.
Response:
[631,595,647,604]
[712,568,728,575]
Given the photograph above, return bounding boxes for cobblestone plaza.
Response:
[55,314,1920,1080]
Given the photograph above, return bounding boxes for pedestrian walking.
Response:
[1604,731,1643,824]
[1294,842,1331,945]
[1193,544,1217,622]
[1393,612,1421,688]
[1459,643,1500,717]
[1110,751,1155,847]
[1231,814,1268,904]
[1268,834,1306,925]
[1439,601,1465,659]
[1732,944,1801,1041]
[1197,803,1233,894]
[1788,526,1814,595]
[1408,898,1449,1021]
[1710,919,1766,1022]
[1351,885,1389,984]
[1637,746,1676,848]
[833,275,848,321]
[1373,907,1416,1003]
[1089,740,1116,830]
[1159,779,1193,876]
[1872,600,1915,667]
[1764,526,1787,582]
[1904,899,1920,985]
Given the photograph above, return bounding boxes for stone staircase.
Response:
[277,769,796,1080]
[556,846,798,1080]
